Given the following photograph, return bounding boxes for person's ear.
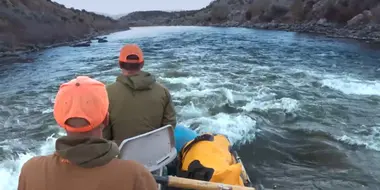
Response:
[102,113,110,127]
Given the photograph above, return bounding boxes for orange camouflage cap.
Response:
[119,44,144,64]
[53,76,109,133]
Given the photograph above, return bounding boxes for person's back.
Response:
[18,76,157,190]
[104,44,176,145]
[18,139,156,190]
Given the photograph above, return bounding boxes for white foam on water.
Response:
[242,97,299,113]
[249,65,271,72]
[172,88,217,99]
[0,139,27,155]
[0,133,63,190]
[290,68,380,96]
[181,113,258,145]
[0,109,258,190]
[159,76,202,86]
[336,126,380,152]
[222,88,235,104]
[240,85,299,113]
[42,108,53,114]
[321,77,380,96]
[177,102,208,120]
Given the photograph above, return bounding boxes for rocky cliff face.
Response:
[120,10,198,26]
[119,0,380,42]
[0,0,130,56]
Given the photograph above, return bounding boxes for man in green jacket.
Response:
[104,44,177,146]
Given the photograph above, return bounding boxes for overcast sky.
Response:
[52,0,213,15]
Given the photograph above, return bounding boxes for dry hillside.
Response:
[0,0,129,55]
[119,0,380,42]
[120,10,198,26]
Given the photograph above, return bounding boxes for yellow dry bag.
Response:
[176,133,244,186]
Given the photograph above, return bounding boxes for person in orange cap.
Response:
[17,76,158,190]
[104,44,177,146]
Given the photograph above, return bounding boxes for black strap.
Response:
[187,160,214,181]
[176,134,215,177]
[176,133,238,183]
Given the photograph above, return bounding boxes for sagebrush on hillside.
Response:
[0,0,129,53]
[120,0,380,28]
[117,0,380,42]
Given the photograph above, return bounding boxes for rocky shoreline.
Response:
[4,21,377,64]
[150,22,379,44]
[0,28,128,63]
[2,0,380,64]
[124,21,380,44]
[222,22,380,43]
[119,0,380,44]
[0,0,131,63]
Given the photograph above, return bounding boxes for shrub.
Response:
[245,10,252,20]
[61,16,68,22]
[247,0,271,18]
[210,2,230,21]
[290,0,304,21]
[371,5,380,23]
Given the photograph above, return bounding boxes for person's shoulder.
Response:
[152,81,170,94]
[106,80,125,96]
[105,81,119,90]
[20,155,53,172]
[111,159,157,189]
[113,159,148,171]
[111,159,154,178]
[23,155,52,165]
[151,77,166,88]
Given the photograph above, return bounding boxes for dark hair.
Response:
[119,54,143,71]
[126,54,140,60]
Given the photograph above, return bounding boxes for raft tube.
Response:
[174,125,197,152]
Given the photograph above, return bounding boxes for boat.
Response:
[117,125,255,190]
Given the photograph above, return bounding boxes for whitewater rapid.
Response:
[0,26,379,190]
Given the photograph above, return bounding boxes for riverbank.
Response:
[0,0,130,63]
[0,28,128,63]
[212,22,380,43]
[247,23,380,43]
[124,22,380,45]
[119,0,380,44]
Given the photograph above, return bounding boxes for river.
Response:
[0,26,379,190]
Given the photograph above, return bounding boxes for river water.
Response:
[0,26,379,190]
